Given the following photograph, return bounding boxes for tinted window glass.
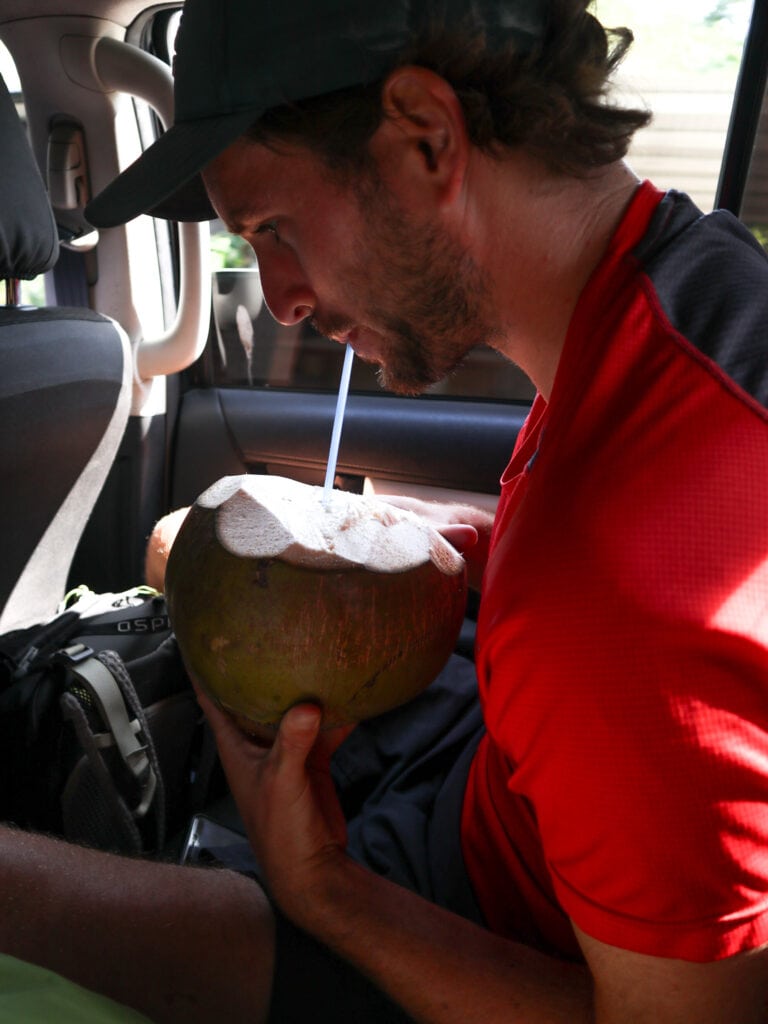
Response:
[209,265,535,400]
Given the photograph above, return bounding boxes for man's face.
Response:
[203,137,497,396]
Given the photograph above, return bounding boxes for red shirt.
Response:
[462,182,768,962]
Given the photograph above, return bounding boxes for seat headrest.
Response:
[0,74,58,281]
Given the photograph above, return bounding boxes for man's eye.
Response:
[256,222,280,242]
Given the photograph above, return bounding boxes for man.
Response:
[3,0,767,1021]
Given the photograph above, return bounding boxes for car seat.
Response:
[0,73,131,632]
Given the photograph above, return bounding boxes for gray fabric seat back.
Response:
[0,73,131,632]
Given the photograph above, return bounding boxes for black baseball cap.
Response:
[85,0,546,228]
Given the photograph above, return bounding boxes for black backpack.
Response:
[0,587,219,857]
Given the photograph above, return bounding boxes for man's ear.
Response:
[372,66,469,208]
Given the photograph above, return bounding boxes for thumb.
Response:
[272,702,323,771]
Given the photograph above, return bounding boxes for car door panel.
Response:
[170,385,527,509]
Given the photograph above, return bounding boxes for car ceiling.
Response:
[0,1,169,28]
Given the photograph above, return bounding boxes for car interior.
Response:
[0,0,766,859]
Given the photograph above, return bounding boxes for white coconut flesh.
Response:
[198,474,464,577]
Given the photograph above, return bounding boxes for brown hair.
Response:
[246,0,651,177]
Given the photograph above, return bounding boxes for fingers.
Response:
[192,671,325,758]
[192,680,228,734]
[377,496,480,553]
[441,524,478,554]
[192,661,333,784]
[193,684,257,760]
[191,678,232,738]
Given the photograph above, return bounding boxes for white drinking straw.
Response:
[323,343,355,503]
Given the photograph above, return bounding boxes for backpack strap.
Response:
[55,643,158,818]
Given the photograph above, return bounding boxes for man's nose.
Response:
[258,251,315,326]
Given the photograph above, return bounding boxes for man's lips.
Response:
[314,309,384,363]
[346,328,383,364]
[327,330,353,345]
[324,325,380,363]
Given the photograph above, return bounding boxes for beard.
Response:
[316,172,499,397]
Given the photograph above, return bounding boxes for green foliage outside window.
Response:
[20,277,45,307]
[592,0,750,76]
[210,232,256,269]
[749,225,768,253]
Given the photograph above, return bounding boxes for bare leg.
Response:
[0,825,274,1024]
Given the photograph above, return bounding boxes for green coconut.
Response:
[165,475,467,731]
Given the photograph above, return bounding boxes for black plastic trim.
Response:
[715,0,768,215]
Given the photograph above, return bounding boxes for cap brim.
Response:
[85,108,259,228]
[147,173,217,223]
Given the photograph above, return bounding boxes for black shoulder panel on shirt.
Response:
[632,190,768,409]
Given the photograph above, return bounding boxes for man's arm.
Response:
[0,825,275,1024]
[576,925,768,1024]
[201,692,768,1024]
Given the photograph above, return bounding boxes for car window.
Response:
[595,0,751,211]
[158,2,754,400]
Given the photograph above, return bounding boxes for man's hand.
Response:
[378,494,495,591]
[195,687,352,914]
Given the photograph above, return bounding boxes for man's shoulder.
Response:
[632,189,766,267]
[631,190,768,408]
